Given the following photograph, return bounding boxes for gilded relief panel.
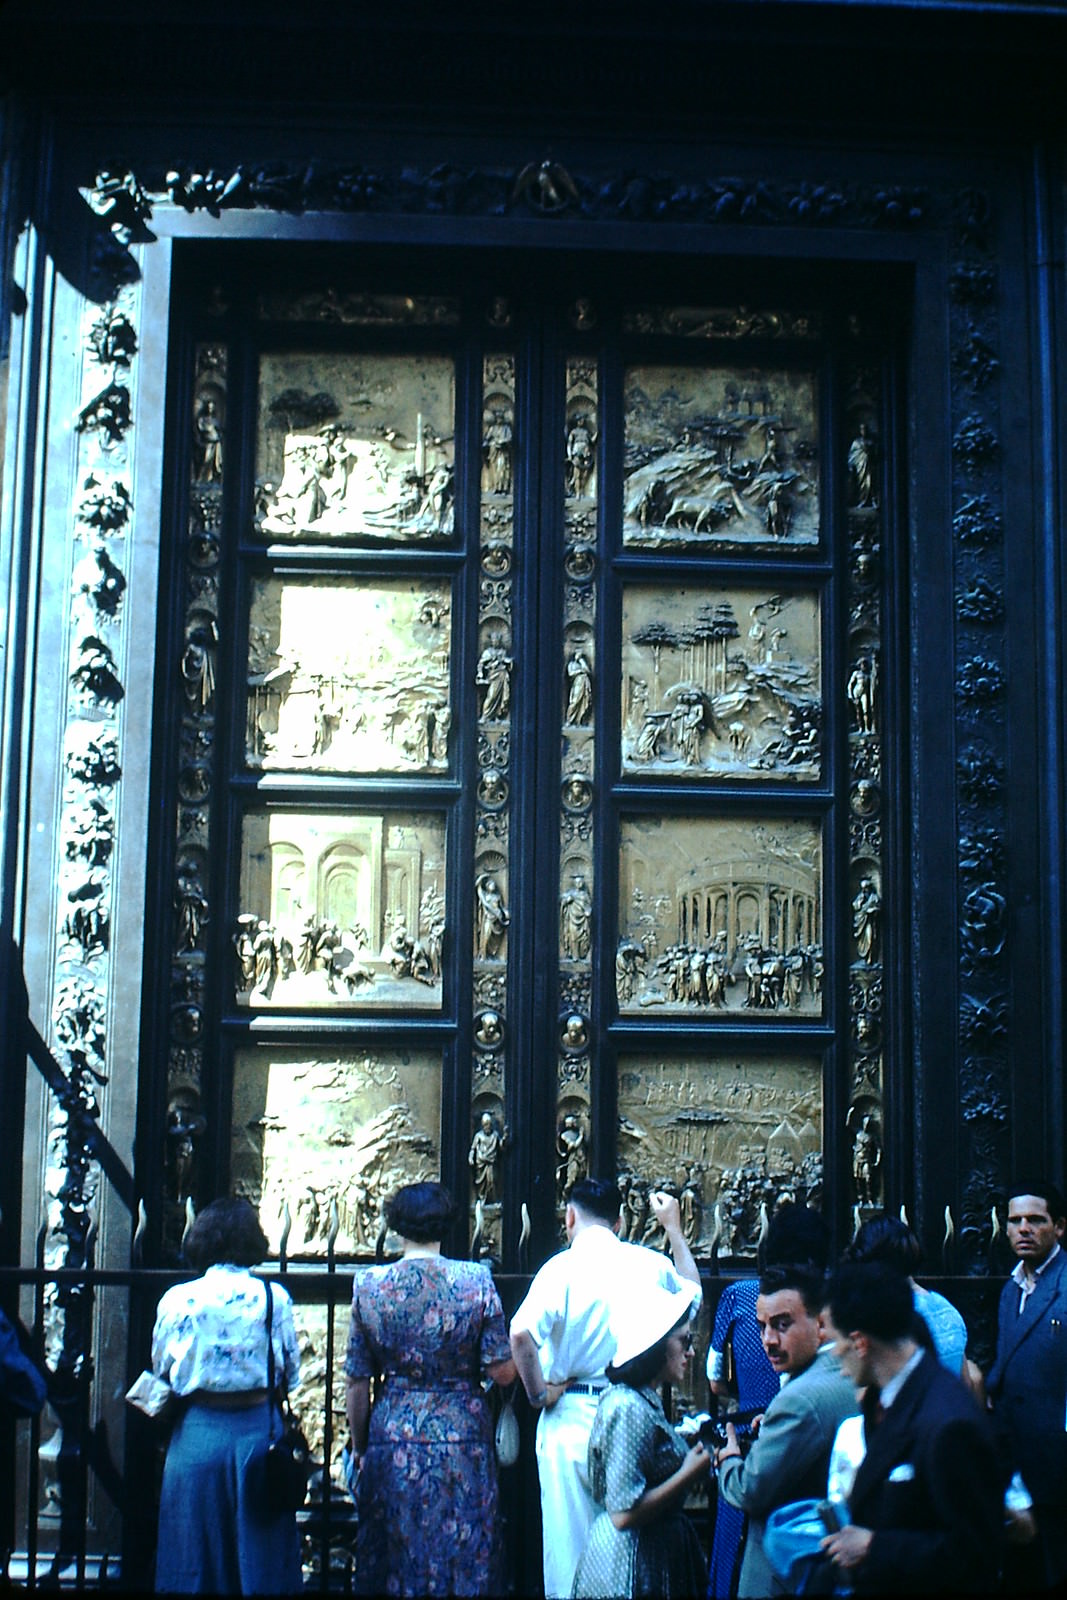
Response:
[245,576,452,773]
[617,817,822,1016]
[236,809,446,1008]
[230,1047,442,1255]
[617,1053,823,1260]
[255,352,455,542]
[621,585,821,778]
[622,365,819,550]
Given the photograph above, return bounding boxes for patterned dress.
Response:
[345,1256,512,1598]
[706,1280,779,1600]
[572,1384,707,1600]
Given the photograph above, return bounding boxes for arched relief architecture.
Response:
[1,18,1062,1570]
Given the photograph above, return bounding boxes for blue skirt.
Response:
[155,1400,303,1595]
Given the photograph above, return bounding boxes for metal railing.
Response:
[0,1238,365,1593]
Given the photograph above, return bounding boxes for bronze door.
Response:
[152,254,891,1280]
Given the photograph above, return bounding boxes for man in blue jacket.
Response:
[987,1178,1067,1593]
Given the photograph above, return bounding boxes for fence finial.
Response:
[132,1198,147,1265]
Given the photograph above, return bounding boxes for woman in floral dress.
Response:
[344,1182,516,1597]
[572,1280,709,1600]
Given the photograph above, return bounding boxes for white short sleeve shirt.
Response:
[510,1225,698,1382]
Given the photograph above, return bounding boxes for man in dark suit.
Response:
[820,1262,1002,1595]
[987,1179,1067,1592]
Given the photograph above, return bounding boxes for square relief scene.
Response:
[617,1052,823,1260]
[231,1047,441,1256]
[617,816,823,1015]
[621,584,821,778]
[254,351,455,542]
[622,364,819,549]
[236,809,446,1009]
[246,576,452,773]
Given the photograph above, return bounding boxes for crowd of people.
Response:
[139,1175,1067,1597]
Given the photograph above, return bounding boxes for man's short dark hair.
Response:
[184,1196,269,1270]
[845,1212,923,1275]
[825,1262,915,1343]
[758,1262,827,1316]
[568,1178,623,1226]
[1006,1179,1067,1224]
[762,1204,831,1272]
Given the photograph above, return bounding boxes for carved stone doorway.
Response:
[146,248,892,1283]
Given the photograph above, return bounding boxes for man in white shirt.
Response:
[509,1177,701,1598]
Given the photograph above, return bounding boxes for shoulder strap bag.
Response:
[262,1278,312,1515]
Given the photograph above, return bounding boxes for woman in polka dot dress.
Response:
[572,1281,709,1599]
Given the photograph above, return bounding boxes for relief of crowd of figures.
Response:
[616,817,823,1018]
[219,1044,823,1267]
[253,353,456,543]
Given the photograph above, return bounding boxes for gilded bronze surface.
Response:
[621,585,821,778]
[236,809,446,1008]
[255,352,455,542]
[622,364,819,548]
[617,1053,823,1258]
[618,817,822,1015]
[231,1047,442,1256]
[245,576,452,772]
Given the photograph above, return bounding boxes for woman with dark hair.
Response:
[572,1280,708,1599]
[344,1180,516,1597]
[846,1212,968,1375]
[151,1196,302,1595]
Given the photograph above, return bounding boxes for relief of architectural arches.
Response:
[236,809,446,1008]
[617,816,822,1016]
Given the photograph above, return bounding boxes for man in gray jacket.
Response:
[714,1263,858,1598]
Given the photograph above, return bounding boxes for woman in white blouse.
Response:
[151,1197,302,1594]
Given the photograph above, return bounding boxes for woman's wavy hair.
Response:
[608,1311,690,1391]
[384,1181,457,1244]
[183,1197,269,1270]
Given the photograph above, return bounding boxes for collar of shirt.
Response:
[879,1346,924,1410]
[1011,1240,1061,1309]
[779,1340,836,1387]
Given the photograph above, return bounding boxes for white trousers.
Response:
[535,1390,602,1599]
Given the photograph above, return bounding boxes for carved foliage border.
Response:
[949,194,1010,1273]
[48,283,139,1367]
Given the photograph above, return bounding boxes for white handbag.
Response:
[494,1382,520,1467]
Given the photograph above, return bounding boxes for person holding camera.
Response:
[713,1264,857,1598]
[572,1280,708,1599]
